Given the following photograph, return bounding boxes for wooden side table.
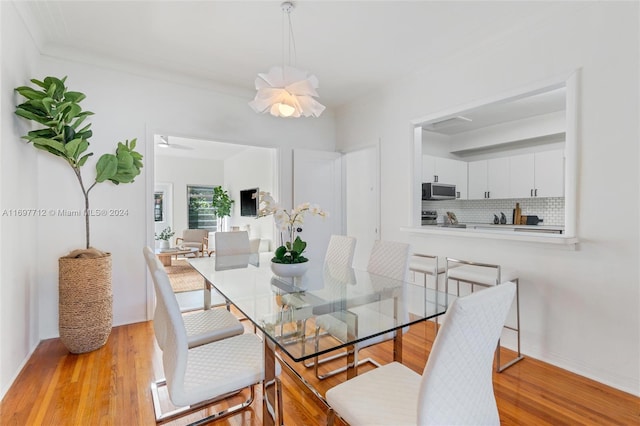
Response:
[155,247,199,266]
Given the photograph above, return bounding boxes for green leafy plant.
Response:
[15,76,143,249]
[210,186,234,218]
[273,236,308,264]
[154,227,175,241]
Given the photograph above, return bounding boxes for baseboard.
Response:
[525,343,640,397]
[1,340,39,401]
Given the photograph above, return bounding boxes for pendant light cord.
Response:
[281,2,297,82]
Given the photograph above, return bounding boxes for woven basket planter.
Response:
[58,252,112,353]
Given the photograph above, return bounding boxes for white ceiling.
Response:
[15,1,580,109]
[15,1,581,159]
[155,135,254,160]
[422,87,566,135]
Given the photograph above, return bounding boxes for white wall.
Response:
[223,147,276,246]
[33,54,335,334]
[154,155,225,240]
[0,1,42,398]
[1,6,335,397]
[336,3,639,395]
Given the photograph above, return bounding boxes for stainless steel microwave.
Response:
[422,182,457,200]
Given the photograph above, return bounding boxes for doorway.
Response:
[152,134,278,251]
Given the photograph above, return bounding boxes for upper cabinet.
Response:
[510,150,564,198]
[423,155,467,199]
[468,157,510,200]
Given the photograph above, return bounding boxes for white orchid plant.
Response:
[258,191,328,264]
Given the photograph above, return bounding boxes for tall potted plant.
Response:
[14,76,143,353]
[210,186,234,232]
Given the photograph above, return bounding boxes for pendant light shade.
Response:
[249,2,325,118]
[250,66,325,118]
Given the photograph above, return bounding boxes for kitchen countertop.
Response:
[452,222,565,231]
[401,223,577,246]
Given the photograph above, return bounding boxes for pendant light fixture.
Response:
[249,1,325,118]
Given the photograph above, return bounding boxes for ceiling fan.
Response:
[157,135,193,150]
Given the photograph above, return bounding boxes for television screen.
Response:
[240,188,259,217]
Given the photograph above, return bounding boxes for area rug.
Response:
[165,259,204,293]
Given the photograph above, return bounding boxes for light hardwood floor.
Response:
[1,317,638,425]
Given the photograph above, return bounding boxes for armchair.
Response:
[175,229,209,256]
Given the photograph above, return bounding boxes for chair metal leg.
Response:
[327,408,336,426]
[310,326,381,380]
[151,378,253,425]
[495,278,524,372]
[449,273,524,373]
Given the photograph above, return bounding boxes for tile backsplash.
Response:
[422,197,565,226]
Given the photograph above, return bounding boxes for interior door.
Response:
[345,146,380,270]
[293,149,343,263]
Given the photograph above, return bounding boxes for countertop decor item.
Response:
[257,191,327,267]
[15,76,143,353]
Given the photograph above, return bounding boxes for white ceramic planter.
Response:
[270,261,310,277]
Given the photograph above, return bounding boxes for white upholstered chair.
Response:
[324,234,357,266]
[215,230,250,255]
[313,240,410,379]
[326,281,517,426]
[213,231,255,324]
[175,229,209,256]
[149,264,282,424]
[409,253,447,333]
[142,247,244,350]
[280,235,357,365]
[446,257,523,372]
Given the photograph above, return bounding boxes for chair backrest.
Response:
[249,238,261,254]
[417,281,516,425]
[180,229,209,252]
[143,246,162,274]
[153,267,190,402]
[366,240,411,281]
[324,235,357,267]
[182,229,209,243]
[143,246,168,349]
[215,231,250,255]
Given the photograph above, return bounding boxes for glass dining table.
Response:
[188,252,450,426]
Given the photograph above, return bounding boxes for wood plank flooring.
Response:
[1,318,638,425]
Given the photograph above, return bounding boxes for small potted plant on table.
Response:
[155,227,175,250]
[257,191,327,277]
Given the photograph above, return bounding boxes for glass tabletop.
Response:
[188,253,450,362]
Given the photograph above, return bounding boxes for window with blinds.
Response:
[187,185,218,231]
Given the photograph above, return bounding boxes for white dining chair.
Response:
[312,240,411,379]
[142,247,244,350]
[324,234,357,266]
[326,281,517,426]
[281,235,357,355]
[213,231,255,324]
[446,257,523,372]
[150,265,282,424]
[215,230,251,255]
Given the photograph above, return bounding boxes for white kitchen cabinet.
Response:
[509,150,564,198]
[422,155,437,183]
[468,160,488,200]
[509,154,535,198]
[422,155,468,199]
[468,158,509,199]
[534,149,564,197]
